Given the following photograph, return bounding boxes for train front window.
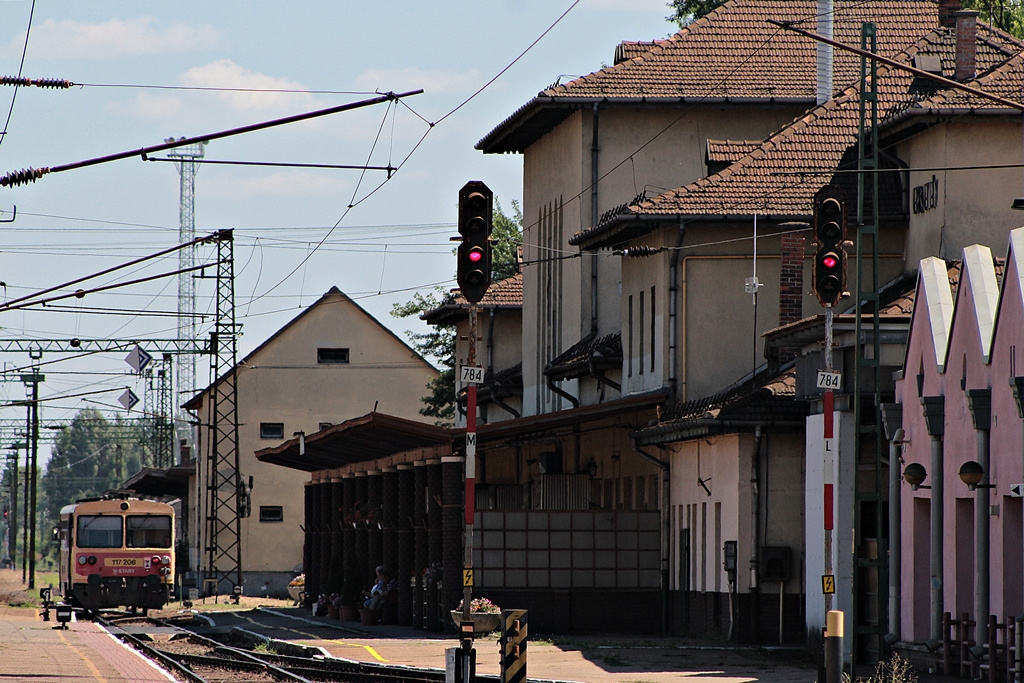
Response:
[126,515,172,548]
[76,515,122,548]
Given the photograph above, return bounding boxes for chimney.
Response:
[938,0,961,28]
[774,228,806,366]
[955,10,979,82]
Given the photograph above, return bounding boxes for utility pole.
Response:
[20,358,42,590]
[168,139,206,456]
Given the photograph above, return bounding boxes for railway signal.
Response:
[812,186,848,308]
[456,181,493,304]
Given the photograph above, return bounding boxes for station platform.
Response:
[0,605,175,683]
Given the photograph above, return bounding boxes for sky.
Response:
[0,1,672,452]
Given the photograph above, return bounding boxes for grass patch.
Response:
[253,642,277,655]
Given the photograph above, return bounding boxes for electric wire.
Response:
[0,0,36,150]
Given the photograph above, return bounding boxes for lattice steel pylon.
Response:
[203,229,242,595]
[154,354,174,469]
[167,138,207,457]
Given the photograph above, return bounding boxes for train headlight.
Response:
[152,555,162,565]
[162,555,171,565]
[87,556,97,565]
[77,556,87,565]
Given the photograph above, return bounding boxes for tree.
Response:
[666,0,725,28]
[39,409,152,561]
[962,0,1024,38]
[393,198,522,426]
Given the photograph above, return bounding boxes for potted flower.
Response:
[287,574,304,604]
[451,596,501,634]
[327,593,342,619]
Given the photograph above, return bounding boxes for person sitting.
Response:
[363,566,390,610]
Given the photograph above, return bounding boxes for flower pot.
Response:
[451,610,501,635]
[341,605,360,621]
[287,585,302,603]
[359,607,380,626]
[327,604,340,619]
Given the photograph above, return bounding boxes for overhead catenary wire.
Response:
[0,89,422,187]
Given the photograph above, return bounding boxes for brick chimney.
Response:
[955,10,979,81]
[779,231,805,328]
[938,0,961,28]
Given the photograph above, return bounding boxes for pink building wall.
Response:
[895,231,1024,645]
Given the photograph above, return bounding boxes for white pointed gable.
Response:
[1009,227,1024,310]
[960,244,999,363]
[918,256,954,372]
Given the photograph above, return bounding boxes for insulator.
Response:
[0,167,47,187]
[623,246,659,258]
[1,76,71,88]
[33,78,72,89]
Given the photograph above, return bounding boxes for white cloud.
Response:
[11,17,219,59]
[354,67,483,96]
[177,59,315,115]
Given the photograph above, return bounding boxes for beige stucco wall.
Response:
[901,118,1023,267]
[191,291,436,591]
[520,104,807,416]
[452,305,524,426]
[669,431,804,595]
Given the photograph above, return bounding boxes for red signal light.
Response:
[822,255,839,269]
[468,248,483,263]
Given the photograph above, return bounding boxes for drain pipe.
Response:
[631,436,670,634]
[750,425,764,642]
[668,220,686,402]
[546,375,579,409]
[591,103,600,337]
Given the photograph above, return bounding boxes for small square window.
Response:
[318,348,349,364]
[318,422,333,431]
[260,422,284,439]
[259,506,283,523]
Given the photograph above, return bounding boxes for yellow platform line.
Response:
[236,613,388,662]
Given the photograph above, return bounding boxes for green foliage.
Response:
[392,197,522,426]
[962,0,1024,38]
[666,0,725,27]
[39,409,154,561]
[491,199,523,282]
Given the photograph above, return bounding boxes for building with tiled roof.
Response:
[422,273,524,425]
[478,0,951,155]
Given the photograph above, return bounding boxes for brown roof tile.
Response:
[479,0,954,154]
[421,273,523,326]
[571,23,1021,248]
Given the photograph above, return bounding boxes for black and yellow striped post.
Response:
[500,609,527,683]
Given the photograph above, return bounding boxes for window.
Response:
[126,515,172,548]
[317,348,349,364]
[259,506,284,523]
[260,422,284,439]
[318,422,333,431]
[639,290,645,376]
[650,286,656,372]
[77,515,122,548]
[627,295,634,377]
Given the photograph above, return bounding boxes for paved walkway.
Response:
[0,606,175,683]
[202,606,822,683]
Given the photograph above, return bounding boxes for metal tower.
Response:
[203,229,243,596]
[167,138,207,457]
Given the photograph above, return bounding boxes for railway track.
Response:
[96,612,463,683]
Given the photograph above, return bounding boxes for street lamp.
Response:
[957,460,995,490]
[902,463,930,490]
